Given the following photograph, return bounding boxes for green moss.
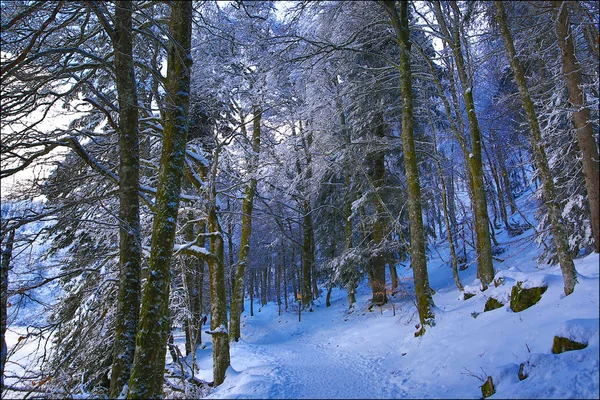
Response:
[509,282,547,312]
[484,297,504,312]
[481,376,495,398]
[551,336,587,354]
[464,292,476,300]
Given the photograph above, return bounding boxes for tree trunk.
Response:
[1,230,15,391]
[230,107,261,342]
[553,0,600,253]
[249,270,254,317]
[495,1,578,295]
[389,264,399,293]
[127,2,192,397]
[428,107,463,292]
[345,177,358,309]
[382,0,434,332]
[261,268,268,307]
[283,250,288,310]
[207,207,231,386]
[107,1,142,396]
[435,1,495,287]
[302,202,314,308]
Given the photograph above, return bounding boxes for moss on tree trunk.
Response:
[109,1,142,396]
[495,1,578,295]
[381,0,434,330]
[552,0,600,253]
[230,108,261,342]
[127,2,192,398]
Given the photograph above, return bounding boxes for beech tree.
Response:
[380,0,435,333]
[494,1,578,295]
[127,1,192,397]
[552,0,600,253]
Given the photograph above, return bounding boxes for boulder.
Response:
[509,282,547,312]
[484,297,504,312]
[551,336,587,354]
[481,376,495,398]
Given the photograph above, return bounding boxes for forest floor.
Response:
[191,206,599,398]
[5,196,599,399]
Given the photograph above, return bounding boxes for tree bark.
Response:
[382,0,435,332]
[1,230,15,391]
[370,117,388,306]
[435,0,495,287]
[496,1,578,295]
[127,2,192,397]
[230,107,261,342]
[553,0,600,253]
[207,206,231,386]
[109,2,142,397]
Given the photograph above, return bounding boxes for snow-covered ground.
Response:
[188,233,599,399]
[5,195,599,399]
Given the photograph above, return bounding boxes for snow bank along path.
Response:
[193,250,599,399]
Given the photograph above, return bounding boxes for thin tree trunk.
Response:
[428,107,463,291]
[302,202,314,308]
[262,268,268,307]
[283,248,288,310]
[435,1,495,287]
[249,270,254,317]
[127,2,192,397]
[382,0,435,333]
[230,107,261,342]
[1,230,15,391]
[496,1,578,294]
[345,179,357,309]
[552,0,600,253]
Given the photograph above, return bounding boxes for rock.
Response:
[509,282,547,312]
[484,297,504,312]
[518,362,528,381]
[464,292,476,300]
[551,336,587,354]
[481,376,495,398]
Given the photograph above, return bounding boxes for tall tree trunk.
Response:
[230,107,261,342]
[182,212,203,355]
[109,2,142,397]
[434,1,495,287]
[495,1,578,295]
[428,107,463,291]
[1,230,15,391]
[382,0,435,333]
[345,180,357,309]
[127,2,192,397]
[552,0,600,253]
[302,202,314,308]
[370,117,388,306]
[283,249,288,310]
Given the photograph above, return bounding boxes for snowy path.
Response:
[206,298,412,399]
[201,251,600,399]
[242,323,406,399]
